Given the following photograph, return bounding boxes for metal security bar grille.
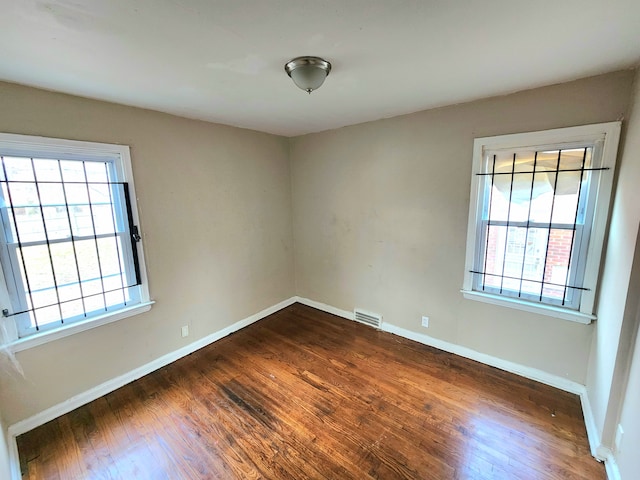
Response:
[0,155,141,337]
[470,146,602,309]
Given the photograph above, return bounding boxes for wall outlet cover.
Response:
[421,316,429,328]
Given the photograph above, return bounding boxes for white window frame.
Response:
[462,122,621,324]
[0,133,152,352]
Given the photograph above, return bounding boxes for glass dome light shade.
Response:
[285,57,332,93]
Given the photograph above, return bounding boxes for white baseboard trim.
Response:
[574,390,622,480]
[604,451,621,480]
[579,387,605,460]
[7,428,20,480]
[8,296,297,440]
[295,296,354,321]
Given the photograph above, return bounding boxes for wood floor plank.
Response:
[17,303,605,479]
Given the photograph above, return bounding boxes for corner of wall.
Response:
[585,66,640,460]
[286,136,300,295]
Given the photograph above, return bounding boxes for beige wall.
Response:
[587,70,640,454]
[616,302,640,478]
[0,82,295,425]
[290,70,634,383]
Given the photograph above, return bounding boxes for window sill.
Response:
[7,301,155,353]
[461,290,595,324]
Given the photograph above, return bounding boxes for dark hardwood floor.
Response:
[17,303,604,479]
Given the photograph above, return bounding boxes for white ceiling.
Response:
[1,1,639,137]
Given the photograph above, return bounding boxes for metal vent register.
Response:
[353,309,382,328]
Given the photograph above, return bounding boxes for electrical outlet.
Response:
[181,325,189,338]
[421,316,429,328]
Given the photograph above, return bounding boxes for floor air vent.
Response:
[354,309,382,328]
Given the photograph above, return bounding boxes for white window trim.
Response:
[0,133,152,350]
[8,301,154,353]
[462,122,621,323]
[461,290,594,324]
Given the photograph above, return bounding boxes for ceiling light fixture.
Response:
[284,56,332,94]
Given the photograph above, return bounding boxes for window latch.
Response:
[132,225,142,243]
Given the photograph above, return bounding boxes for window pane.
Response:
[60,160,86,183]
[30,287,58,311]
[528,174,556,224]
[482,225,553,296]
[542,228,574,300]
[103,273,126,292]
[84,292,105,314]
[481,222,576,301]
[1,184,17,241]
[92,204,117,235]
[8,182,38,207]
[33,159,62,182]
[534,150,561,172]
[13,235,136,327]
[88,183,110,204]
[65,183,89,207]
[13,206,45,243]
[61,299,84,320]
[488,182,510,222]
[493,151,537,174]
[3,156,34,181]
[7,181,46,243]
[558,148,591,171]
[38,182,66,207]
[42,206,71,240]
[71,206,94,237]
[81,278,103,298]
[49,242,80,300]
[483,224,505,289]
[518,227,548,297]
[19,245,56,308]
[13,232,136,326]
[551,171,581,224]
[84,161,109,183]
[104,289,125,308]
[75,239,100,282]
[498,173,534,223]
[34,305,61,327]
[97,236,123,278]
[485,150,570,223]
[503,228,531,291]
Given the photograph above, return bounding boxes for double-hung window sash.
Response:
[0,150,142,339]
[471,146,598,310]
[463,122,621,323]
